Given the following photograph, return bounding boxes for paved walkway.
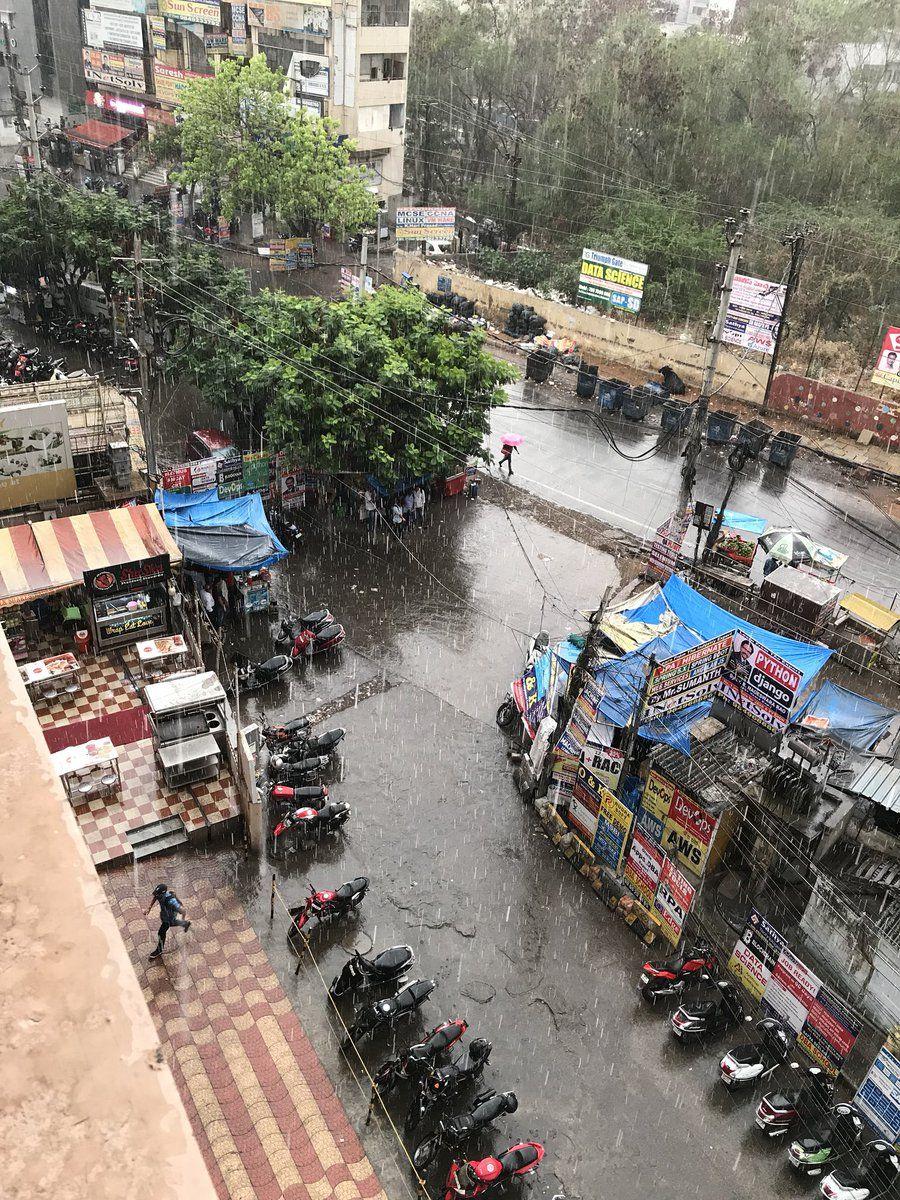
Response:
[104,864,388,1200]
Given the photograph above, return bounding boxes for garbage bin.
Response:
[661,397,692,433]
[768,430,801,469]
[707,409,738,444]
[642,380,668,401]
[597,378,629,412]
[74,628,91,655]
[576,363,598,399]
[621,386,654,422]
[526,349,554,383]
[736,418,772,459]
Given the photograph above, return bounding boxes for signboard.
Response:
[872,327,900,393]
[152,60,213,104]
[662,783,717,875]
[719,632,802,731]
[216,455,244,499]
[723,274,786,355]
[623,829,664,908]
[89,0,147,11]
[270,237,312,271]
[289,55,330,95]
[654,858,694,944]
[83,8,145,51]
[568,762,603,843]
[83,555,169,598]
[82,48,147,93]
[643,633,734,721]
[797,987,861,1076]
[242,451,270,493]
[295,238,314,268]
[0,397,75,508]
[762,946,822,1034]
[646,508,689,581]
[248,1,332,29]
[280,465,305,509]
[396,206,456,241]
[159,0,222,22]
[856,1047,900,1141]
[148,15,167,52]
[577,248,648,315]
[581,744,624,792]
[592,784,633,873]
[189,457,218,491]
[161,464,192,493]
[204,32,230,49]
[636,769,672,844]
[727,908,787,1001]
[231,2,248,44]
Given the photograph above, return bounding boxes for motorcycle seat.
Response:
[316,623,343,640]
[301,609,329,625]
[499,1147,537,1171]
[336,877,368,899]
[768,1091,799,1108]
[374,946,410,971]
[259,656,286,673]
[685,1000,717,1017]
[727,1044,759,1063]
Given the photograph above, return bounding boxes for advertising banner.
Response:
[296,238,314,268]
[82,48,147,93]
[248,1,332,28]
[623,829,664,908]
[83,8,145,51]
[644,632,734,721]
[636,769,673,844]
[662,785,718,876]
[762,946,822,1034]
[646,507,689,580]
[0,398,76,508]
[90,0,147,11]
[159,0,222,22]
[592,784,633,873]
[719,632,802,731]
[723,274,786,355]
[204,32,230,49]
[872,327,900,393]
[581,744,624,791]
[568,761,604,844]
[242,451,270,493]
[280,465,305,509]
[797,987,861,1076]
[654,858,695,944]
[577,248,648,314]
[856,1047,900,1141]
[727,908,787,1001]
[153,61,213,103]
[231,2,248,44]
[216,455,244,499]
[160,464,192,493]
[148,15,167,51]
[188,457,218,491]
[396,207,456,241]
[83,555,169,598]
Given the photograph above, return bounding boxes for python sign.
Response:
[578,249,649,314]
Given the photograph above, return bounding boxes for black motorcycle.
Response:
[273,799,351,841]
[670,979,749,1041]
[405,1038,493,1132]
[330,946,415,1000]
[413,1090,518,1171]
[788,1102,866,1178]
[263,715,311,745]
[269,727,345,768]
[343,978,437,1049]
[236,654,292,691]
[271,754,331,783]
[276,610,334,648]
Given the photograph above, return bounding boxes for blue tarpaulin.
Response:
[624,574,831,689]
[792,681,898,752]
[155,488,288,572]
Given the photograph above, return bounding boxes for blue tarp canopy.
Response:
[792,681,898,752]
[721,509,767,535]
[625,574,831,689]
[155,488,288,573]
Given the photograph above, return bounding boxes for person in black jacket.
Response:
[146,884,191,961]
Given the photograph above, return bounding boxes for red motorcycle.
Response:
[639,943,716,1004]
[289,877,368,937]
[444,1142,545,1200]
[273,799,350,841]
[291,622,346,659]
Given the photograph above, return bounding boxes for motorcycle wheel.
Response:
[496,698,517,731]
[404,1095,427,1134]
[412,1136,441,1171]
[640,983,659,1004]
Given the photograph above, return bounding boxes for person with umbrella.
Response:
[499,434,523,476]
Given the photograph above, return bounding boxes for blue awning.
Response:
[155,488,288,573]
[792,680,898,752]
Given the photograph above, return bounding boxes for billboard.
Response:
[857,1048,900,1141]
[646,507,689,581]
[0,398,75,507]
[762,946,822,1034]
[718,632,802,731]
[623,829,664,908]
[83,8,145,51]
[396,207,456,241]
[662,784,718,875]
[159,0,222,21]
[643,632,734,721]
[581,744,624,792]
[153,60,213,103]
[654,858,695,944]
[727,908,787,1001]
[577,248,648,314]
[591,784,633,873]
[797,987,861,1076]
[723,274,786,355]
[872,327,900,393]
[248,1,332,27]
[568,761,604,844]
[82,48,146,93]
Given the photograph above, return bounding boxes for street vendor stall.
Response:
[759,565,842,638]
[144,670,227,789]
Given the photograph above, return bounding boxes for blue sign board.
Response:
[856,1047,900,1141]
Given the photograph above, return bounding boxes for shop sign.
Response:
[653,858,694,944]
[872,327,900,394]
[797,987,861,1076]
[591,783,633,872]
[149,14,167,51]
[568,761,603,844]
[577,248,648,315]
[248,2,332,30]
[152,60,213,104]
[723,274,786,355]
[83,7,145,50]
[624,829,664,908]
[96,610,160,642]
[189,457,218,491]
[581,744,624,791]
[82,47,147,93]
[159,0,222,22]
[643,632,733,721]
[396,206,456,241]
[217,454,244,499]
[231,2,248,44]
[662,785,717,875]
[242,451,270,493]
[204,32,230,49]
[719,632,802,731]
[161,463,192,492]
[856,1047,900,1141]
[646,507,690,580]
[84,554,170,597]
[761,946,822,1034]
[727,907,786,1001]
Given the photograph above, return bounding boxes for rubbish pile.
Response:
[503,303,547,339]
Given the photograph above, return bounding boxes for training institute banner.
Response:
[395,207,456,240]
[577,248,648,314]
[643,632,734,721]
[723,274,786,355]
[646,508,690,581]
[872,327,900,393]
[718,632,802,731]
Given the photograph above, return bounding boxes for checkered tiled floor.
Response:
[33,648,142,729]
[74,738,241,867]
[104,866,388,1200]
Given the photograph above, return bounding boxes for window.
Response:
[389,102,405,129]
[359,54,406,81]
[361,0,410,27]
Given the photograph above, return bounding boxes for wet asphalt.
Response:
[200,498,817,1200]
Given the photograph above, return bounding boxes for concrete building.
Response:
[0,2,83,153]
[661,0,737,34]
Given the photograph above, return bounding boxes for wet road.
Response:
[212,500,813,1200]
[489,381,900,606]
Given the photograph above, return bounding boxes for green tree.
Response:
[173,54,376,233]
[173,285,514,479]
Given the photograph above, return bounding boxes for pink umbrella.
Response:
[500,434,525,446]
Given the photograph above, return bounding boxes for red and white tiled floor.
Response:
[32,647,142,728]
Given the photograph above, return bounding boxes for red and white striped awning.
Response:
[0,504,182,608]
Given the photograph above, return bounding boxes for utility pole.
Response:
[761,224,814,411]
[115,233,160,480]
[355,235,368,304]
[21,66,41,172]
[374,209,381,284]
[0,14,43,174]
[505,134,521,246]
[421,100,434,204]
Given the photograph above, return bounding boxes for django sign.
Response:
[719,632,802,731]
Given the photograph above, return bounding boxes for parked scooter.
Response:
[276,611,334,647]
[269,727,345,769]
[236,654,292,691]
[443,1142,545,1200]
[413,1090,519,1171]
[819,1140,900,1200]
[788,1103,866,1178]
[755,1065,834,1138]
[343,978,437,1048]
[273,799,351,841]
[406,1038,494,1132]
[262,715,312,745]
[670,979,749,1041]
[639,944,717,1003]
[288,877,369,937]
[271,754,331,784]
[329,946,416,1000]
[290,623,346,658]
[496,631,550,731]
[719,1018,793,1090]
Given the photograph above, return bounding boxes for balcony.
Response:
[357,77,407,106]
[361,0,409,26]
[358,23,410,54]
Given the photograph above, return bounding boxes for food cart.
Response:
[759,565,842,638]
[833,592,900,673]
[144,671,228,790]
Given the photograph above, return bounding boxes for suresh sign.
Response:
[577,249,648,314]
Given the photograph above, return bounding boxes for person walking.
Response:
[391,499,405,537]
[413,483,426,524]
[199,580,215,622]
[214,574,230,624]
[499,442,518,476]
[363,488,378,540]
[402,490,415,527]
[146,883,191,961]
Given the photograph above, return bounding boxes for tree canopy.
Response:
[170,284,514,480]
[173,54,377,234]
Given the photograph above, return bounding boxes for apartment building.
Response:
[75,0,408,202]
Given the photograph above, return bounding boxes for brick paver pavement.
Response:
[104,865,389,1200]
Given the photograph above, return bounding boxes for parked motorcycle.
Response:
[343,978,437,1048]
[719,1018,793,1090]
[329,945,416,1000]
[368,1020,469,1105]
[496,631,549,732]
[820,1140,900,1200]
[276,611,335,647]
[269,727,345,768]
[443,1142,545,1200]
[788,1103,866,1178]
[236,654,292,691]
[413,1090,518,1171]
[639,944,716,1003]
[262,714,312,745]
[271,754,331,784]
[670,979,749,1041]
[289,877,369,937]
[291,623,346,658]
[273,799,351,841]
[406,1038,493,1132]
[268,782,328,808]
[755,1065,834,1138]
